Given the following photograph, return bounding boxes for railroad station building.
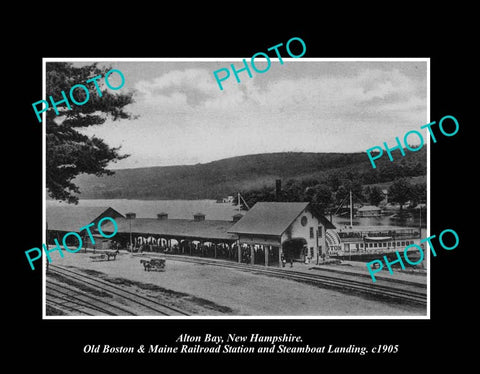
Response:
[46,202,335,267]
[228,202,335,266]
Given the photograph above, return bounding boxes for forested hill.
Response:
[72,150,427,200]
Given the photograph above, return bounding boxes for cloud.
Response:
[134,68,219,108]
[133,65,425,123]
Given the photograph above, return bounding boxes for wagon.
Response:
[90,250,120,262]
[150,258,166,269]
[140,258,166,272]
[90,254,108,262]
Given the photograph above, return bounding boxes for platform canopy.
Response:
[100,217,237,242]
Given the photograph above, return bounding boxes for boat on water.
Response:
[326,226,423,262]
[325,190,425,263]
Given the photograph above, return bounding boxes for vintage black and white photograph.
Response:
[43,58,429,318]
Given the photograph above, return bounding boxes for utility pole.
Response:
[349,189,353,228]
[126,213,135,252]
[419,205,423,238]
[46,221,49,271]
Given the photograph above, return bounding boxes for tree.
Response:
[343,179,364,203]
[311,185,333,213]
[366,186,384,206]
[304,185,316,202]
[282,179,304,202]
[334,185,349,206]
[388,178,413,211]
[326,172,341,191]
[46,62,135,203]
[410,183,427,207]
[242,185,275,208]
[300,177,320,189]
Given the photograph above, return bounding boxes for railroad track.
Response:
[157,254,427,306]
[46,297,100,316]
[46,264,190,317]
[46,279,136,316]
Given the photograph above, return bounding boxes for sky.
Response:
[71,59,428,169]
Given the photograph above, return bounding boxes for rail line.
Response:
[157,254,427,305]
[47,264,190,316]
[46,280,134,316]
[46,298,96,316]
[46,290,111,316]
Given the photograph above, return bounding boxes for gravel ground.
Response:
[47,252,426,317]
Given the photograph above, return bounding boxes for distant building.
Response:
[356,205,382,217]
[222,196,235,203]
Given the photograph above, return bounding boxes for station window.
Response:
[310,227,314,238]
[374,243,378,248]
[318,227,323,237]
[401,241,405,246]
[383,242,387,247]
[360,243,364,248]
[397,242,401,246]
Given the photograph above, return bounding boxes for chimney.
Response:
[157,212,168,220]
[275,179,282,201]
[193,213,205,222]
[232,213,244,223]
[126,212,136,219]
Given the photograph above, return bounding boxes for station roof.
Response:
[46,206,124,232]
[100,217,237,242]
[228,202,335,237]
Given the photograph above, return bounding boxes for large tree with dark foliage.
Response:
[388,178,413,211]
[46,62,135,203]
[364,186,385,206]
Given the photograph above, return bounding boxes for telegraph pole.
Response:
[349,189,353,228]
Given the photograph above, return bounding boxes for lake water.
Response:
[46,199,426,230]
